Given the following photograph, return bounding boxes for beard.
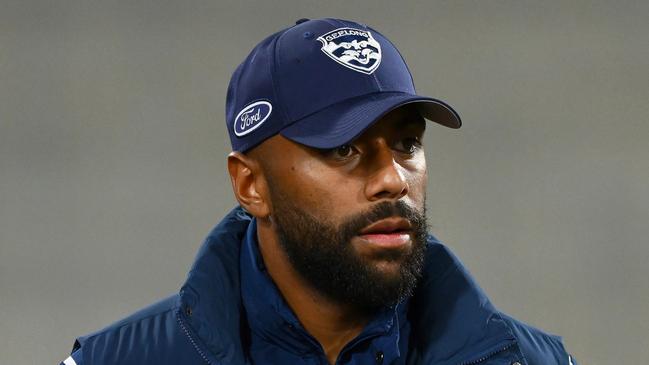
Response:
[268,193,428,312]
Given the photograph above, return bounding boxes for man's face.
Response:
[255,105,429,310]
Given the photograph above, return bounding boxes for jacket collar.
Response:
[406,238,516,364]
[178,206,516,365]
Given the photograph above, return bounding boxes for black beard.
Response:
[269,197,428,312]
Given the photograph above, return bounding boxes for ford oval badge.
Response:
[234,101,273,137]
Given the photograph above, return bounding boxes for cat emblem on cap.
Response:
[318,27,382,75]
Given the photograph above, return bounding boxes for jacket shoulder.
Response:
[61,294,205,365]
[499,312,577,365]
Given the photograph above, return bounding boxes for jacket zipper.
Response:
[458,342,516,365]
[176,310,213,365]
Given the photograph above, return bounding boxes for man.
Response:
[60,18,577,365]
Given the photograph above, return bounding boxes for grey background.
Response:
[1,1,648,364]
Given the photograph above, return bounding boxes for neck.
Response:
[256,218,370,364]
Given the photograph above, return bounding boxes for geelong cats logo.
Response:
[318,27,382,75]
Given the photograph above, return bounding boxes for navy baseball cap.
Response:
[226,18,461,153]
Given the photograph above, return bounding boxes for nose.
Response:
[364,141,409,201]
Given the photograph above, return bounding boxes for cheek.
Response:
[280,160,357,216]
[403,153,427,205]
[409,172,427,204]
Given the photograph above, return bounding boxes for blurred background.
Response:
[1,1,648,364]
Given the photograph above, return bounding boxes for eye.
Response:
[334,144,355,158]
[323,144,358,160]
[395,137,422,154]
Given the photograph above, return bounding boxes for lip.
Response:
[359,217,412,235]
[357,217,413,249]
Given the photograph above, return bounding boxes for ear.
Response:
[227,151,270,218]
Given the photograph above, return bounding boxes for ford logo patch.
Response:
[233,101,273,137]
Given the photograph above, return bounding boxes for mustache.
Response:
[338,201,426,239]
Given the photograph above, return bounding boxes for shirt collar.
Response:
[240,217,407,361]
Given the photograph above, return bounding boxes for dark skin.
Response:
[227,105,428,365]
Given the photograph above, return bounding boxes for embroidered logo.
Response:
[234,101,272,137]
[318,27,382,75]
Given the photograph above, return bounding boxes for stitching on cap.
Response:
[370,25,416,92]
[271,30,290,123]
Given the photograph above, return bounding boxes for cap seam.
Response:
[365,26,383,91]
[227,63,244,127]
[331,19,382,91]
[371,25,416,92]
[271,29,290,124]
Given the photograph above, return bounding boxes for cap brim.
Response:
[280,92,461,149]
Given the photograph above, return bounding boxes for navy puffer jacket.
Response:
[60,207,577,365]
